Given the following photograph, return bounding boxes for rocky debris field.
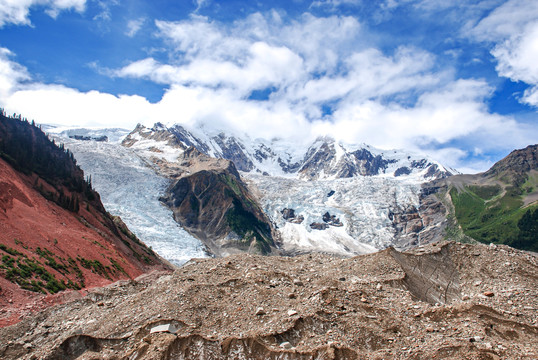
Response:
[1,241,537,359]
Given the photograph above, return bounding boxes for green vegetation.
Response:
[467,185,501,200]
[0,244,23,256]
[221,173,241,197]
[0,243,86,293]
[450,183,538,251]
[1,251,69,294]
[77,256,113,280]
[226,198,272,254]
[109,258,127,275]
[513,208,538,251]
[36,247,69,274]
[522,172,538,194]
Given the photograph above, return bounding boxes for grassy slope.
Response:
[450,173,538,250]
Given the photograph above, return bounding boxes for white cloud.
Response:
[193,0,210,12]
[0,47,30,99]
[313,79,521,148]
[470,0,538,107]
[0,0,85,27]
[310,0,361,9]
[6,84,153,129]
[1,10,536,173]
[125,17,145,37]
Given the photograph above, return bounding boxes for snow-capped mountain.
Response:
[117,122,454,256]
[123,123,455,181]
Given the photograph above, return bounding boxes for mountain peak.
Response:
[484,144,538,184]
[124,122,453,181]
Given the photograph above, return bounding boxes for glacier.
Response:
[46,122,450,261]
[244,173,422,255]
[51,129,207,266]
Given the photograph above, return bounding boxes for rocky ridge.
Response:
[122,123,454,180]
[413,144,538,252]
[1,241,536,359]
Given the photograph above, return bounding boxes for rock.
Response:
[376,283,383,291]
[310,222,328,230]
[280,341,293,349]
[255,307,266,316]
[288,309,298,316]
[483,291,495,297]
[462,295,470,301]
[288,293,296,299]
[293,279,304,286]
[150,324,178,334]
[281,208,296,220]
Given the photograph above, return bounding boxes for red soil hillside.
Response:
[0,113,172,327]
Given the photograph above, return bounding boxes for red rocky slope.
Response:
[0,114,172,327]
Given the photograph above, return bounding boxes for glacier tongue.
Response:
[244,173,422,255]
[56,135,207,266]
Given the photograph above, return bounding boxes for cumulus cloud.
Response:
[6,84,153,129]
[0,10,535,172]
[0,48,30,99]
[470,0,538,107]
[0,0,86,27]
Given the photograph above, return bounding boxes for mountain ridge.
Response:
[123,123,455,180]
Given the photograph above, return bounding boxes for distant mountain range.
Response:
[115,122,458,256]
[123,122,455,180]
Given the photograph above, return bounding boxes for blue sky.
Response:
[0,0,537,172]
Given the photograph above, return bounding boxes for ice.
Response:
[55,134,207,266]
[244,173,421,255]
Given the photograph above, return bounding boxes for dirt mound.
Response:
[0,242,537,359]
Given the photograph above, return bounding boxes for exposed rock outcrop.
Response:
[395,144,538,252]
[281,208,304,224]
[123,123,454,180]
[160,162,276,256]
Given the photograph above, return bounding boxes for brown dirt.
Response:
[0,241,536,359]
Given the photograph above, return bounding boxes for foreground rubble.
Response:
[1,241,537,359]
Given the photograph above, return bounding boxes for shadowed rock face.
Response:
[484,144,537,182]
[390,183,450,249]
[160,168,275,256]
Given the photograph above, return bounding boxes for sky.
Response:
[0,0,537,173]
